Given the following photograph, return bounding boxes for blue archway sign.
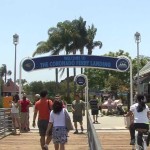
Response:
[20,54,133,105]
[22,55,129,72]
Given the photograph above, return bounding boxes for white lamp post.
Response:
[0,68,2,101]
[13,34,19,94]
[134,32,141,94]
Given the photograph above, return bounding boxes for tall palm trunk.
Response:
[66,51,70,100]
[80,47,84,98]
[80,48,84,74]
[67,67,70,99]
[88,48,92,55]
[73,49,77,97]
[55,68,59,94]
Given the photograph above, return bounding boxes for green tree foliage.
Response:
[85,50,149,96]
[29,81,44,95]
[0,64,12,83]
[16,79,27,86]
[32,16,102,99]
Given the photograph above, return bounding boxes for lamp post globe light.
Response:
[134,32,141,94]
[13,34,19,94]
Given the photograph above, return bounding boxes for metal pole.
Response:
[118,56,133,106]
[19,57,30,99]
[134,32,141,94]
[85,76,89,131]
[137,41,140,94]
[0,69,1,103]
[19,58,22,99]
[129,59,133,105]
[14,44,17,94]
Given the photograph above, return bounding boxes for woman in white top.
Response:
[10,95,21,134]
[125,94,150,147]
[45,99,68,150]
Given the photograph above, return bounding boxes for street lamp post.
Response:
[0,68,2,102]
[134,32,141,94]
[13,34,19,94]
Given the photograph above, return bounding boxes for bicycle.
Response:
[132,128,149,150]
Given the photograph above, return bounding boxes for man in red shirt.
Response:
[32,90,53,150]
[19,93,31,131]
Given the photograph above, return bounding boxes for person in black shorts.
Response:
[89,95,99,123]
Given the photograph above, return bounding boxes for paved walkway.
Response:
[29,107,128,131]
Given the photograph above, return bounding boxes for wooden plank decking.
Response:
[0,131,88,150]
[1,130,150,150]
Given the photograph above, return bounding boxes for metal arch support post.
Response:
[19,57,30,99]
[129,59,133,105]
[74,74,89,129]
[119,56,133,105]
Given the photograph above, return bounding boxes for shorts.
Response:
[134,123,149,131]
[11,113,19,118]
[20,112,28,124]
[73,115,82,123]
[38,120,52,136]
[91,110,98,115]
[52,126,67,144]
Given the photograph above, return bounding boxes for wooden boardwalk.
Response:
[0,131,88,150]
[1,130,150,150]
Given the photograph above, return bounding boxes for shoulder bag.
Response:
[64,109,74,132]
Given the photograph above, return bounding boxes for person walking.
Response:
[19,93,31,131]
[71,94,85,134]
[33,94,40,111]
[124,94,150,147]
[46,99,69,150]
[89,95,99,123]
[32,90,53,150]
[10,95,21,134]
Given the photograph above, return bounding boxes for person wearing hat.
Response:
[33,94,40,111]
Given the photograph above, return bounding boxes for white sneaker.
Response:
[43,144,48,150]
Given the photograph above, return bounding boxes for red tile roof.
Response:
[2,80,19,93]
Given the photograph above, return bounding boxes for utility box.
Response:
[3,96,13,108]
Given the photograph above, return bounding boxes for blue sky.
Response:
[0,0,150,83]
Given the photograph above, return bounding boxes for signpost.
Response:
[75,75,86,86]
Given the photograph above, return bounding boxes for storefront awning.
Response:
[139,61,150,76]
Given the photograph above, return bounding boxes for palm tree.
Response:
[0,64,12,83]
[75,17,87,74]
[16,79,27,86]
[1,64,7,83]
[53,20,73,99]
[33,27,60,94]
[0,65,12,97]
[33,22,73,97]
[86,24,103,55]
[72,17,87,98]
[69,19,82,96]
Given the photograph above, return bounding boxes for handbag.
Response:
[64,109,74,132]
